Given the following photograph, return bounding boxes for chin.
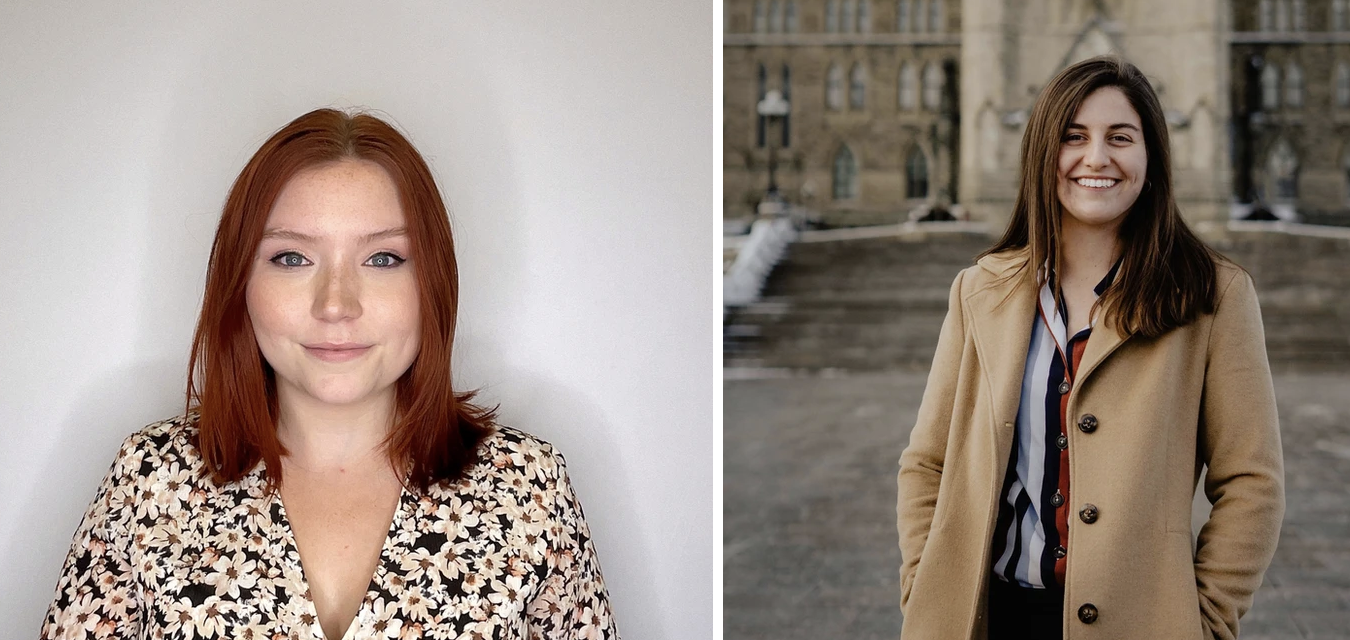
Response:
[1064,204,1130,227]
[302,380,379,405]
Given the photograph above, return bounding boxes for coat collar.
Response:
[966,247,1132,426]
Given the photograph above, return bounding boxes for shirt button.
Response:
[1054,545,1067,559]
[1078,603,1099,624]
[1050,491,1064,507]
[1079,503,1100,524]
[1077,413,1098,433]
[1056,434,1068,450]
[1058,380,1070,395]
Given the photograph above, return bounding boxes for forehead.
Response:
[264,159,406,233]
[1071,86,1141,126]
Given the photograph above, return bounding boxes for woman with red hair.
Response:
[41,109,618,639]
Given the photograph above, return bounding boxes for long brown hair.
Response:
[184,108,497,494]
[980,55,1222,338]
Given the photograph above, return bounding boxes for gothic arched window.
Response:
[1339,147,1350,202]
[1336,61,1350,108]
[827,63,845,111]
[922,62,944,111]
[1269,138,1298,201]
[756,64,768,147]
[1261,63,1280,110]
[1342,147,1350,203]
[850,63,867,109]
[1286,61,1303,108]
[833,146,859,200]
[899,62,918,110]
[781,65,792,147]
[906,146,929,199]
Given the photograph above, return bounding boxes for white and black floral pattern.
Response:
[41,411,618,640]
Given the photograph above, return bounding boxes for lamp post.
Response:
[757,89,790,212]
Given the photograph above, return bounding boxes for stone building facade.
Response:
[724,0,1350,228]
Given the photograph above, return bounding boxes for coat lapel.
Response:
[965,249,1038,469]
[1075,296,1131,386]
[965,248,1134,449]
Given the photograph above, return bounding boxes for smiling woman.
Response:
[40,109,619,640]
[896,56,1284,639]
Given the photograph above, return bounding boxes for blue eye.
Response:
[270,252,307,268]
[368,252,406,268]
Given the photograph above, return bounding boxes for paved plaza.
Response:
[724,370,1350,639]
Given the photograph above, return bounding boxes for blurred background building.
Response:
[723,0,1350,227]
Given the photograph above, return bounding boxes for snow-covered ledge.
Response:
[723,215,797,318]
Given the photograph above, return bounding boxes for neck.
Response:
[1057,213,1122,285]
[274,379,398,474]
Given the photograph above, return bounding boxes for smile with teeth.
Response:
[1075,177,1120,189]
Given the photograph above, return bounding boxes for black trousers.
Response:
[987,576,1064,640]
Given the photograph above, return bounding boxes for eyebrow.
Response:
[1066,122,1141,133]
[260,227,407,243]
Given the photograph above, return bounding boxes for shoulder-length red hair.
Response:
[184,108,497,494]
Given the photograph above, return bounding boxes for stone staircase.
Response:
[723,228,1350,373]
[1210,230,1350,372]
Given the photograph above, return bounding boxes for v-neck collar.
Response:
[1039,255,1123,338]
[269,469,411,640]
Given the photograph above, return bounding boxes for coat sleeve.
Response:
[896,267,968,614]
[1195,270,1286,640]
[40,432,144,639]
[525,449,620,640]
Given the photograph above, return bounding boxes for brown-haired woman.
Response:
[896,56,1284,639]
[41,109,619,640]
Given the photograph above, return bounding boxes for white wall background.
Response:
[0,2,712,638]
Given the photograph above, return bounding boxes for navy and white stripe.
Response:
[989,257,1119,589]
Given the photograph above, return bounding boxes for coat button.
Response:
[1056,434,1068,450]
[1078,603,1099,624]
[1054,545,1067,559]
[1079,504,1099,524]
[1077,414,1098,433]
[1050,491,1064,507]
[1058,380,1070,394]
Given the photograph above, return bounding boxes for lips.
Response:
[304,344,371,363]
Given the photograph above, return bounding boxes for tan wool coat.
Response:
[896,248,1285,640]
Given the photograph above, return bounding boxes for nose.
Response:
[1083,138,1111,170]
[312,262,362,321]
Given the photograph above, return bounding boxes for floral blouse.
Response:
[41,411,618,640]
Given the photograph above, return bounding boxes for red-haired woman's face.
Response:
[1056,86,1148,232]
[246,159,421,413]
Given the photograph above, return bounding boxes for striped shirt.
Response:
[990,257,1120,589]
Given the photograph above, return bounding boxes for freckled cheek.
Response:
[245,278,308,347]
